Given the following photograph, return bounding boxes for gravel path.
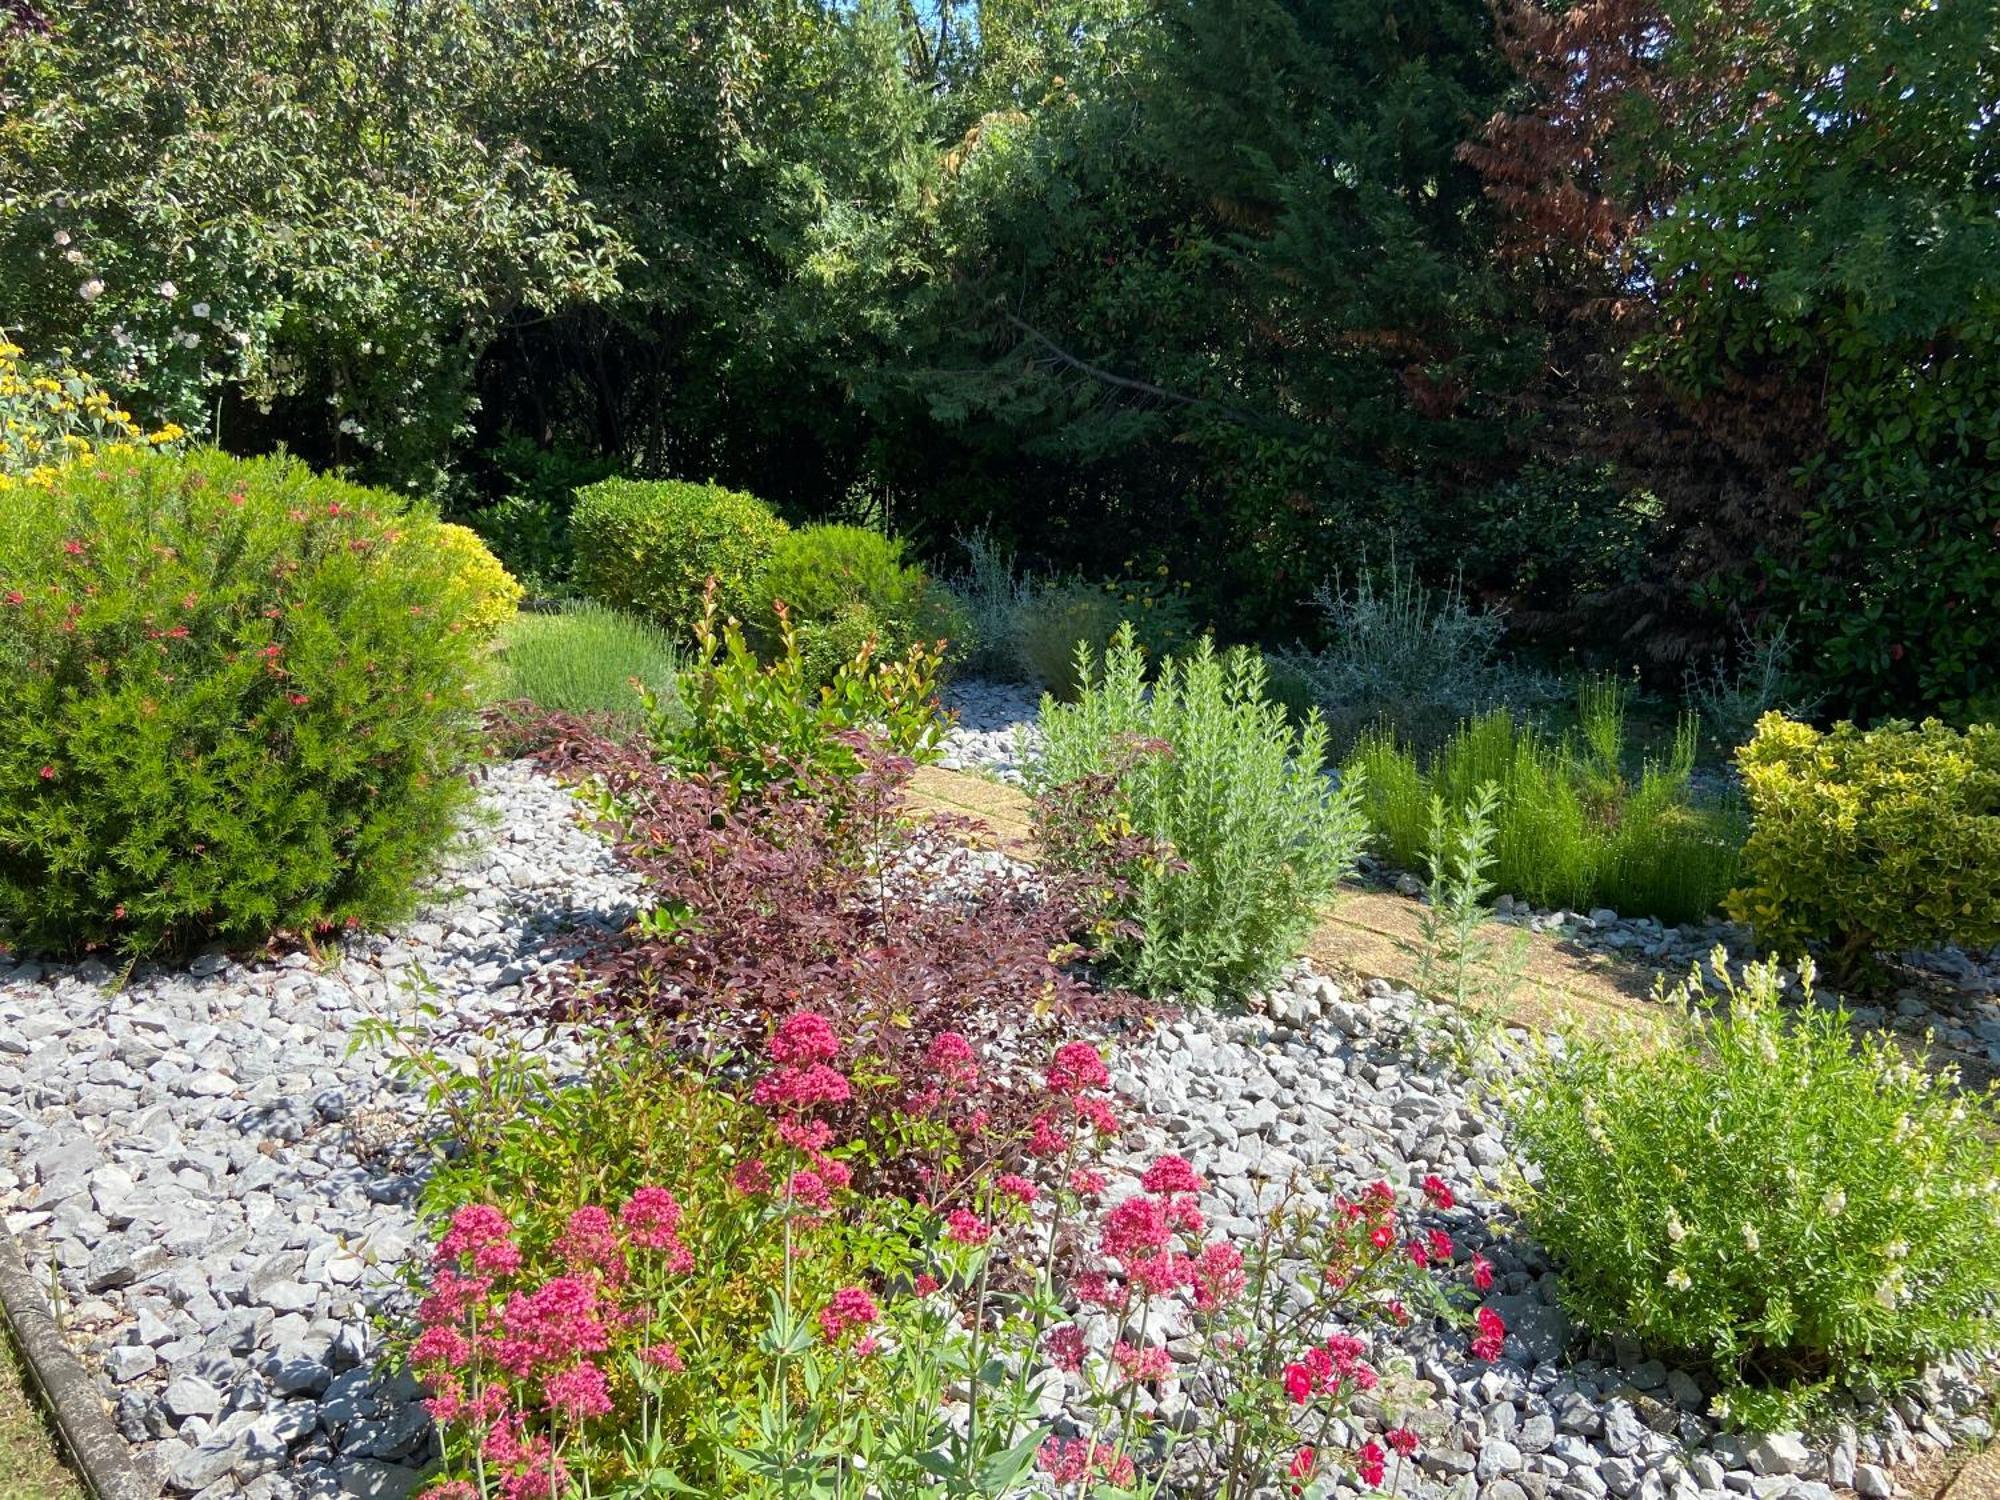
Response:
[1,757,1991,1499]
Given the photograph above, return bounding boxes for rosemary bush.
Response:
[1274,561,1556,755]
[1033,626,1368,1003]
[497,602,681,726]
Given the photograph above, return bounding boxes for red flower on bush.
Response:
[1472,1304,1507,1361]
[768,1011,841,1065]
[1037,1438,1135,1487]
[1357,1438,1387,1486]
[1047,1041,1110,1095]
[945,1208,992,1246]
[1139,1153,1204,1195]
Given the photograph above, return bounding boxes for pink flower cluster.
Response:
[411,1191,697,1500]
[1026,1043,1121,1159]
[1037,1436,1137,1488]
[1282,1332,1379,1405]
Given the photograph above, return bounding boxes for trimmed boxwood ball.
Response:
[0,448,488,959]
[753,524,963,686]
[570,476,789,638]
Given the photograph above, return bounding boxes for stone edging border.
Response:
[0,1223,161,1500]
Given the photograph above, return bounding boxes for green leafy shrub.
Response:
[496,602,681,726]
[657,591,946,805]
[1347,681,1743,924]
[1273,560,1557,756]
[458,434,617,599]
[425,521,523,640]
[1033,626,1367,1002]
[1513,952,2000,1428]
[752,524,963,688]
[0,448,485,957]
[1730,715,2000,977]
[571,477,789,638]
[0,336,187,488]
[1014,573,1200,700]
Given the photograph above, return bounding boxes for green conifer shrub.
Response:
[0,449,487,958]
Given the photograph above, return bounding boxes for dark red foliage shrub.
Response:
[502,708,1159,1186]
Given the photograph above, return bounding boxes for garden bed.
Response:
[2,760,1992,1498]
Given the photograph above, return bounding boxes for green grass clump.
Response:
[1346,678,1743,924]
[498,602,681,724]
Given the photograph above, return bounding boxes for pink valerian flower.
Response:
[543,1361,613,1420]
[1284,1362,1314,1404]
[1028,1112,1069,1157]
[419,1268,493,1326]
[731,1158,771,1196]
[946,1208,992,1246]
[767,1011,841,1065]
[438,1204,512,1264]
[818,1286,881,1343]
[620,1188,684,1250]
[410,1324,470,1372]
[420,1483,479,1500]
[1386,1427,1421,1457]
[1472,1254,1495,1291]
[1428,1228,1453,1262]
[556,1206,627,1285]
[491,1276,610,1377]
[995,1172,1039,1206]
[642,1342,685,1372]
[1357,1439,1387,1487]
[777,1117,835,1158]
[1126,1249,1195,1298]
[1036,1438,1136,1487]
[1069,1167,1108,1198]
[1472,1305,1507,1361]
[752,1062,852,1112]
[1408,1238,1431,1269]
[1046,1041,1110,1096]
[926,1031,979,1083]
[1370,1223,1396,1250]
[1289,1447,1318,1486]
[1140,1154,1205,1196]
[913,1273,941,1297]
[1192,1241,1246,1311]
[1111,1341,1173,1382]
[1074,1093,1120,1137]
[1074,1270,1127,1311]
[1422,1174,1456,1210]
[1044,1323,1087,1372]
[1100,1196,1171,1260]
[481,1417,568,1500]
[472,1237,523,1275]
[788,1169,832,1212]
